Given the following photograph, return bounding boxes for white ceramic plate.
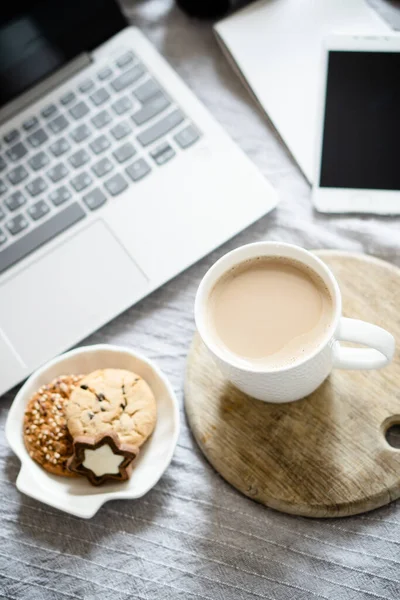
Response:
[5,344,180,518]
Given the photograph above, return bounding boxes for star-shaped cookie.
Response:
[67,431,139,486]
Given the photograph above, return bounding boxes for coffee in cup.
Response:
[208,256,333,369]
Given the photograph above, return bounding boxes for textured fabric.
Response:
[1,1,400,598]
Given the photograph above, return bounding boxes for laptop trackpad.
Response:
[0,221,148,369]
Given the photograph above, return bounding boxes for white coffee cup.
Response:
[195,242,395,403]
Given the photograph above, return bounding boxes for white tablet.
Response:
[313,34,400,214]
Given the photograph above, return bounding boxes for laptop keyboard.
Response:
[0,51,201,275]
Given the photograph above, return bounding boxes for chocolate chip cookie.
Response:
[23,374,83,477]
[66,369,157,448]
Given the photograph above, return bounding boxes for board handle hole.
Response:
[384,417,400,449]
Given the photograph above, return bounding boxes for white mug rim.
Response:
[195,242,342,374]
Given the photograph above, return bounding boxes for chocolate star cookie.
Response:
[67,431,139,485]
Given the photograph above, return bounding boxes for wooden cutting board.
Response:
[184,251,400,518]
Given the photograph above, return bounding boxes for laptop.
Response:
[0,0,277,396]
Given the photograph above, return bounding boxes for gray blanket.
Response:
[1,1,400,598]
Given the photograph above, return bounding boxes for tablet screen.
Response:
[319,50,400,191]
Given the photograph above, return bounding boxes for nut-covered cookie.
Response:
[23,374,83,477]
[66,369,157,448]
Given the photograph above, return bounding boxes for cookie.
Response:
[23,374,83,477]
[66,368,157,448]
[67,431,139,485]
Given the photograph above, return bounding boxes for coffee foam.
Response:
[208,255,333,369]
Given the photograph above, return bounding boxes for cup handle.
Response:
[333,317,395,370]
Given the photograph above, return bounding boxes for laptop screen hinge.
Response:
[0,53,92,125]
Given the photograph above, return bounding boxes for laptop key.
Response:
[0,203,85,275]
[28,199,50,221]
[133,79,161,103]
[174,125,200,149]
[69,101,90,120]
[69,149,90,169]
[111,65,145,92]
[60,91,76,105]
[70,171,92,192]
[47,163,69,183]
[29,151,50,170]
[97,67,113,81]
[0,180,7,195]
[83,188,107,210]
[0,228,6,246]
[78,79,94,93]
[150,142,176,166]
[104,173,128,196]
[4,129,19,144]
[26,176,48,196]
[22,116,39,131]
[111,96,132,115]
[49,138,70,157]
[116,52,135,68]
[89,135,110,154]
[41,104,57,119]
[137,109,184,147]
[28,200,49,222]
[70,124,91,143]
[8,166,28,185]
[91,110,112,129]
[6,214,28,236]
[92,157,113,177]
[125,158,151,182]
[27,128,49,148]
[48,115,69,134]
[90,88,110,106]
[89,135,110,155]
[110,121,131,141]
[49,186,71,207]
[113,142,136,164]
[6,142,28,161]
[0,156,6,171]
[132,93,170,126]
[5,191,26,212]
